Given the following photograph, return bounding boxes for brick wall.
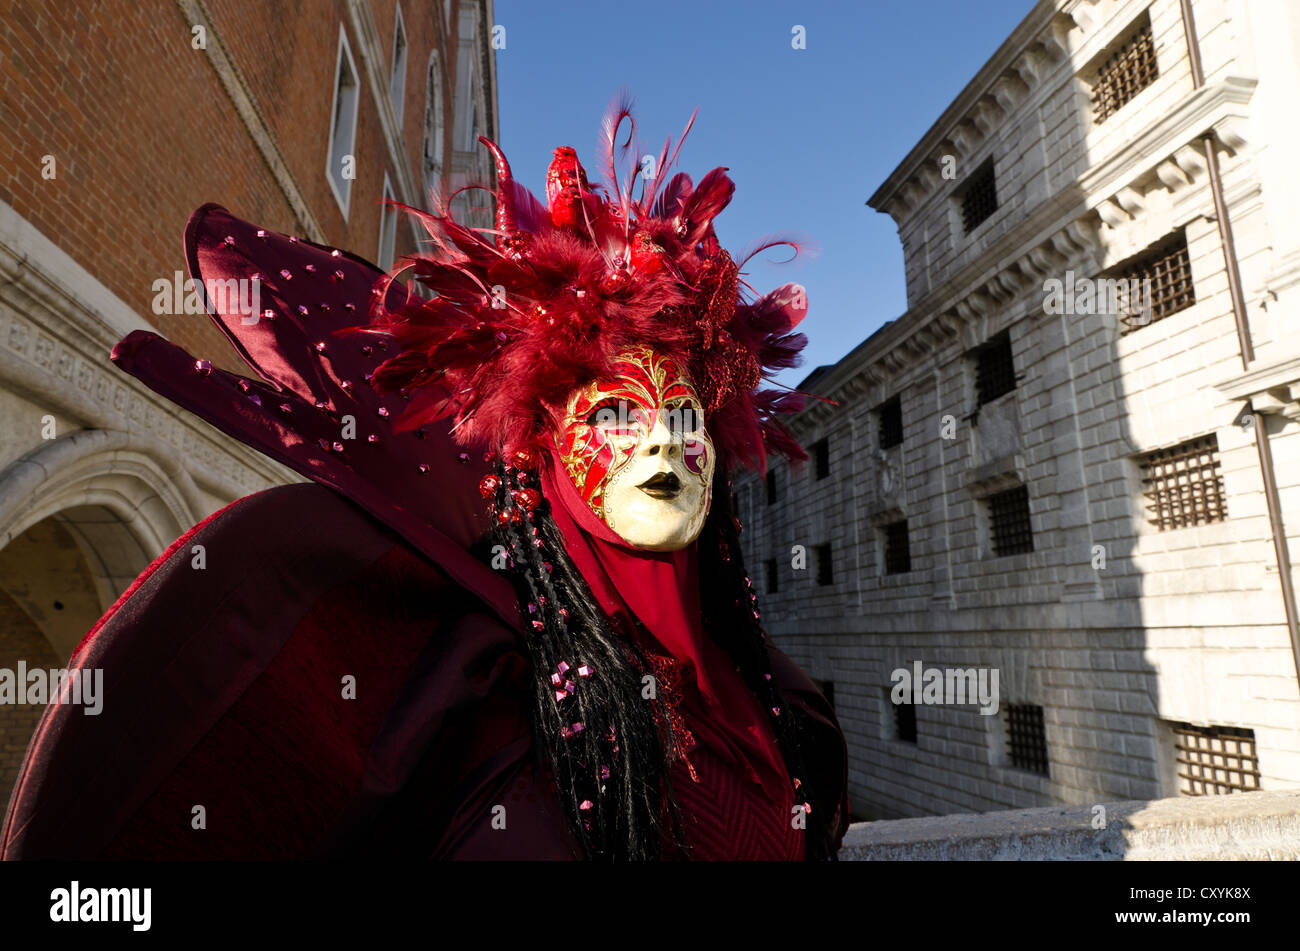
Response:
[0,0,470,372]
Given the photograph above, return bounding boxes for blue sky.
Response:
[494,0,1036,386]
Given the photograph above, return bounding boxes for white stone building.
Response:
[739,0,1300,820]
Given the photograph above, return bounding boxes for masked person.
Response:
[1,101,849,861]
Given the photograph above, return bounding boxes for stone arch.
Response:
[0,428,200,558]
[0,428,203,650]
[0,429,202,814]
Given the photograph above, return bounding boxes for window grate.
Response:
[1172,723,1260,795]
[879,395,903,449]
[1116,232,1196,334]
[765,469,777,506]
[890,691,917,744]
[1006,703,1049,775]
[816,543,833,586]
[1092,18,1159,124]
[1140,435,1226,530]
[765,558,778,594]
[883,520,911,574]
[988,484,1033,556]
[974,333,1016,405]
[814,438,830,480]
[960,160,998,234]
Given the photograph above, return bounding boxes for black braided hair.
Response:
[485,459,687,860]
[486,457,829,860]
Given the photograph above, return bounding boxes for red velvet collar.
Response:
[540,448,790,801]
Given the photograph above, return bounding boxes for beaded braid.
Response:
[482,458,689,861]
[696,468,836,861]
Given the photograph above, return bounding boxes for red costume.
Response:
[2,99,849,860]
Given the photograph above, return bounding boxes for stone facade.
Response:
[0,0,499,814]
[738,0,1300,821]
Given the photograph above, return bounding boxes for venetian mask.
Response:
[556,346,715,551]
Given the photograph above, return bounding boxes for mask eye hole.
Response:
[586,398,638,431]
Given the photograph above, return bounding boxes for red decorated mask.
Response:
[557,346,715,550]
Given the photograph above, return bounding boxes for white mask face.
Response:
[556,346,715,551]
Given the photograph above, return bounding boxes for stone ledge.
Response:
[839,790,1300,860]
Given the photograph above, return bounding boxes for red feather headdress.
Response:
[359,93,810,473]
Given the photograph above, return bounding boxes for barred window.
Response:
[974,332,1016,406]
[1172,723,1260,795]
[1006,703,1048,775]
[1092,16,1158,124]
[765,469,777,506]
[879,395,903,449]
[1114,231,1196,334]
[765,558,778,594]
[889,690,917,744]
[814,438,830,480]
[883,520,911,574]
[988,484,1034,556]
[1139,434,1226,530]
[960,158,997,234]
[816,543,833,586]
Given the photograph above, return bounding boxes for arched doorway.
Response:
[0,508,147,815]
[0,431,198,817]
